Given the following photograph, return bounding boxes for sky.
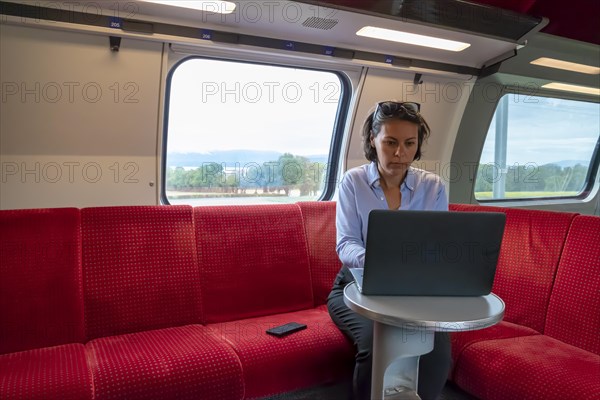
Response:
[480,94,599,166]
[167,58,341,156]
[166,58,599,167]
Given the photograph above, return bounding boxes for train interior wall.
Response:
[1,6,598,214]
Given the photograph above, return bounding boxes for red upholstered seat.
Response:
[207,307,354,398]
[81,206,202,340]
[86,325,244,400]
[3,202,595,400]
[0,344,92,400]
[449,204,577,332]
[0,208,84,354]
[545,215,600,355]
[297,201,342,306]
[450,321,539,367]
[194,205,314,323]
[453,335,600,400]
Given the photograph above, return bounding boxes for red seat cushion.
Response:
[545,215,600,354]
[0,208,84,354]
[450,320,539,368]
[454,335,600,400]
[449,204,576,332]
[194,205,313,323]
[0,344,92,400]
[86,325,244,400]
[207,307,354,398]
[297,201,342,306]
[82,206,202,339]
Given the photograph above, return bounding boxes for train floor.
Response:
[263,380,477,400]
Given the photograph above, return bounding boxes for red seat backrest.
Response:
[81,206,201,340]
[194,204,313,323]
[450,204,577,332]
[0,208,84,354]
[297,201,341,306]
[545,215,600,354]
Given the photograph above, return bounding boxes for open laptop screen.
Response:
[360,210,506,296]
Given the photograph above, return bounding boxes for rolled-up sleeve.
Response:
[336,174,366,269]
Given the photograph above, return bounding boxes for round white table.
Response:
[343,282,505,400]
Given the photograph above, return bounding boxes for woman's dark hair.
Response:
[362,101,431,162]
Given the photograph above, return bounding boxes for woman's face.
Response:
[371,119,419,178]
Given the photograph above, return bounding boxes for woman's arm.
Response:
[336,173,366,269]
[434,179,449,211]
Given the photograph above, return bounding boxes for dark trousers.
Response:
[327,266,452,400]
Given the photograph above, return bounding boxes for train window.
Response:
[163,58,344,206]
[475,94,599,201]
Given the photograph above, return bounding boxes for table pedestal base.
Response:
[371,322,434,400]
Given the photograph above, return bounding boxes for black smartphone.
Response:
[266,322,307,337]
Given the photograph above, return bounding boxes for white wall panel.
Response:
[0,24,163,209]
[346,68,474,188]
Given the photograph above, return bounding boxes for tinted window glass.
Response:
[475,94,599,200]
[164,58,344,205]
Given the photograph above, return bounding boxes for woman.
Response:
[328,101,451,400]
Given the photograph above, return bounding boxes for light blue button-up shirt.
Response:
[336,161,448,269]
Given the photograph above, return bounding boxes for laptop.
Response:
[350,210,506,296]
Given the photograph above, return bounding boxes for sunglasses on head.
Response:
[375,101,421,116]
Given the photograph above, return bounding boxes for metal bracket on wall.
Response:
[109,36,121,52]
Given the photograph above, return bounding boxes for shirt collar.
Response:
[367,161,380,187]
[367,161,415,191]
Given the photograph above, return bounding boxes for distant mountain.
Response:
[167,150,327,167]
[545,160,588,168]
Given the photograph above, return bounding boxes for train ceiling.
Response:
[1,0,597,75]
[468,0,599,45]
[314,0,600,45]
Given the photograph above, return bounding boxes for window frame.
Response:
[160,55,352,206]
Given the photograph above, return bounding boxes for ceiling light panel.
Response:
[356,26,471,52]
[531,57,600,75]
[139,0,236,14]
[542,82,600,96]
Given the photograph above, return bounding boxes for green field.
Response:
[475,191,579,200]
